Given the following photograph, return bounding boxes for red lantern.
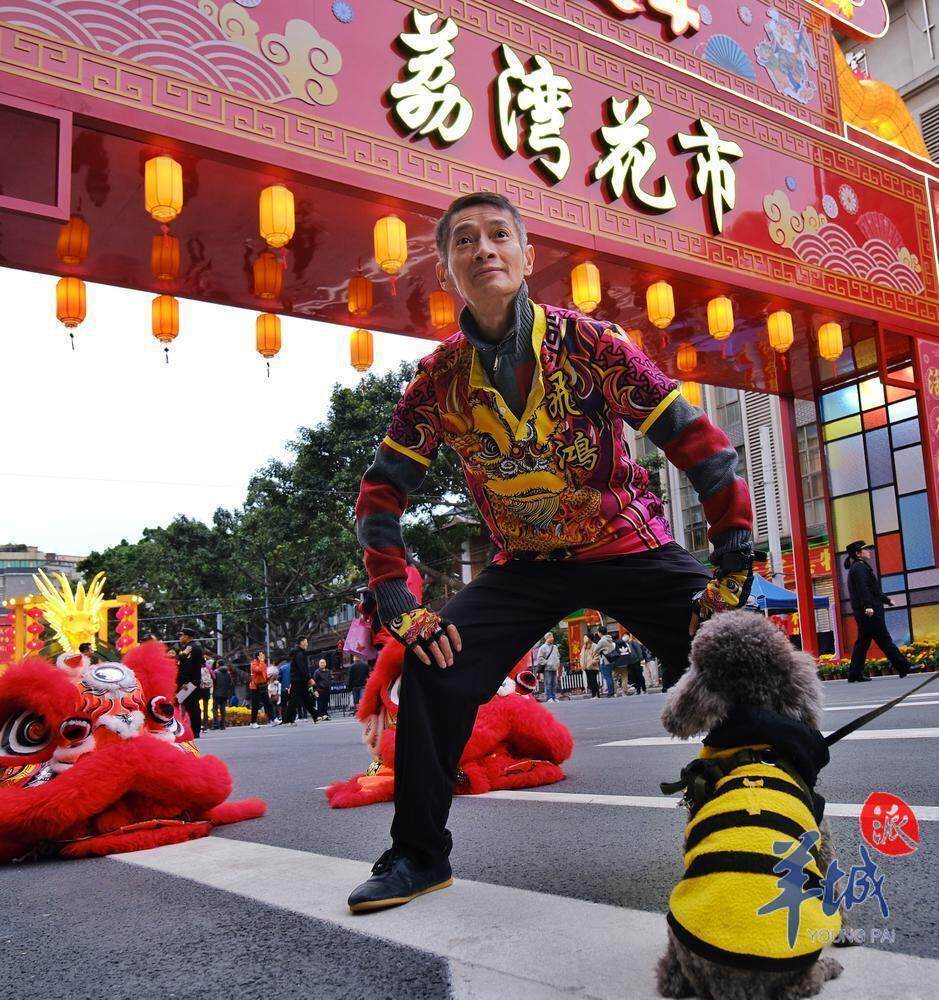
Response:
[27,639,43,651]
[27,608,44,620]
[27,622,44,635]
[116,635,133,650]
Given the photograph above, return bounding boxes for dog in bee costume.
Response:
[656,612,843,1000]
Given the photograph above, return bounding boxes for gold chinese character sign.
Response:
[496,44,573,183]
[389,10,473,145]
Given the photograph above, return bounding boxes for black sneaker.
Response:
[348,850,452,914]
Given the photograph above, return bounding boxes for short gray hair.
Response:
[435,192,527,267]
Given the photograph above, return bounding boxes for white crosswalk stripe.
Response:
[598,728,939,747]
[472,789,939,821]
[116,836,939,1000]
[825,700,939,712]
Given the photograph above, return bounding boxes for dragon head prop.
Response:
[0,642,264,861]
[33,570,105,653]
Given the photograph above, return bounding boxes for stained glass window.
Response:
[821,376,938,646]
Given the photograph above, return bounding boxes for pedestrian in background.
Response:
[845,540,911,682]
[278,655,293,722]
[198,658,214,729]
[593,629,616,697]
[536,633,560,703]
[313,658,333,721]
[623,634,646,695]
[579,636,601,698]
[288,637,319,724]
[347,657,370,709]
[176,625,204,738]
[212,659,234,729]
[248,650,278,728]
[641,643,660,691]
[268,668,282,722]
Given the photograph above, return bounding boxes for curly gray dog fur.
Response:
[656,611,844,1000]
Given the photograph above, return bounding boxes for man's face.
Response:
[545,635,554,644]
[300,639,308,649]
[859,547,872,562]
[436,205,534,310]
[179,633,190,644]
[319,659,327,669]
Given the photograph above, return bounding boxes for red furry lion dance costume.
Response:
[326,641,574,808]
[0,643,264,862]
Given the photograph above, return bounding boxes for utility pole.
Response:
[263,556,271,663]
[759,425,785,587]
[216,611,223,658]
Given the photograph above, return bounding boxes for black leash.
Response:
[824,670,939,747]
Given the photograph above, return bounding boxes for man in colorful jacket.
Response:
[348,192,754,913]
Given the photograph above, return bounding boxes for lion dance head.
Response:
[0,642,264,862]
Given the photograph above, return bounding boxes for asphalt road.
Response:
[2,674,937,1000]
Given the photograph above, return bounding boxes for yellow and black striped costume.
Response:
[667,744,841,971]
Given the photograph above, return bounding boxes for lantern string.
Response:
[266,361,271,380]
[164,347,170,365]
[390,275,398,297]
[69,332,75,351]
[160,223,169,237]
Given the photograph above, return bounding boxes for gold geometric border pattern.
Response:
[0,21,935,330]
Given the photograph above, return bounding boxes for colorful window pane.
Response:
[823,415,862,442]
[888,398,918,422]
[908,568,939,589]
[911,604,939,642]
[910,587,939,606]
[877,533,904,574]
[865,428,894,488]
[894,447,927,495]
[880,573,906,593]
[858,377,885,411]
[872,486,898,533]
[831,493,873,550]
[898,493,935,571]
[891,418,921,448]
[885,383,916,404]
[883,608,911,644]
[821,384,859,421]
[862,408,888,430]
[827,436,868,495]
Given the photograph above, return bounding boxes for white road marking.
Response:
[116,837,939,1000]
[825,701,939,712]
[472,789,939,821]
[599,728,939,747]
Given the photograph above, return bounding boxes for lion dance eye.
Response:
[59,718,92,743]
[1,711,51,756]
[149,696,176,724]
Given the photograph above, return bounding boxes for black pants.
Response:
[585,670,601,697]
[315,690,331,719]
[287,681,318,722]
[213,699,228,729]
[181,691,201,738]
[352,685,366,708]
[250,684,275,724]
[850,611,909,679]
[627,662,646,693]
[391,543,709,866]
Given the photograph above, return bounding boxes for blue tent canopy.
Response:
[750,574,829,612]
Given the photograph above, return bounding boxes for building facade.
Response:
[0,544,83,601]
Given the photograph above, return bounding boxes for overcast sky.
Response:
[0,267,428,557]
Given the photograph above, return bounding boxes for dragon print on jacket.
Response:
[358,302,752,595]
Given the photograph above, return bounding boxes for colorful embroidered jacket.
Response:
[356,302,753,620]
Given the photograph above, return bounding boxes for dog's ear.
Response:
[774,648,826,730]
[661,664,731,739]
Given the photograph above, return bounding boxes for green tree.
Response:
[79,364,475,656]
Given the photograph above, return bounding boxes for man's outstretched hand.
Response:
[388,606,463,669]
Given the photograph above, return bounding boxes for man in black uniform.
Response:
[286,637,319,725]
[845,540,911,682]
[176,625,205,737]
